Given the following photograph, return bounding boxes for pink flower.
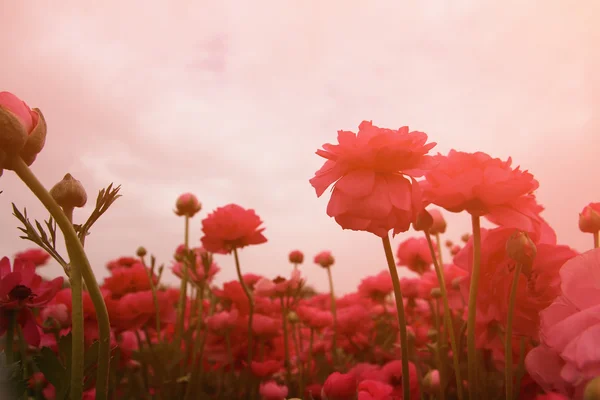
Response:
[357,379,395,400]
[322,372,358,400]
[310,121,436,237]
[525,248,600,399]
[259,381,288,400]
[0,91,47,172]
[289,250,304,264]
[205,309,239,332]
[174,192,202,218]
[358,271,393,300]
[0,257,63,346]
[200,204,267,254]
[14,249,50,267]
[396,237,434,274]
[314,251,335,268]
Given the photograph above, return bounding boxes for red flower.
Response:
[174,192,202,218]
[0,257,63,346]
[14,249,50,267]
[310,121,436,237]
[314,251,335,268]
[200,204,267,254]
[288,250,304,264]
[102,264,158,299]
[322,372,358,400]
[358,271,393,300]
[396,237,434,274]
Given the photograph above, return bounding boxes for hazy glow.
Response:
[1,1,599,294]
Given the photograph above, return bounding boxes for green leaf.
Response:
[1,358,27,399]
[34,347,68,397]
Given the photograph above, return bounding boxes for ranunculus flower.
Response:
[396,237,435,274]
[357,379,394,400]
[14,249,50,267]
[310,120,436,237]
[358,271,393,301]
[200,204,267,254]
[314,251,335,268]
[525,248,600,399]
[0,91,47,173]
[0,257,63,346]
[259,380,288,400]
[174,192,202,217]
[322,372,358,400]
[289,250,304,264]
[423,150,554,242]
[102,264,158,299]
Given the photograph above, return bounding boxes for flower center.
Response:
[9,284,33,301]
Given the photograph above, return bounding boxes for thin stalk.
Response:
[505,263,523,400]
[233,248,255,365]
[382,235,411,400]
[594,231,599,249]
[12,157,110,400]
[280,297,292,385]
[435,232,444,266]
[431,301,446,400]
[513,337,527,399]
[325,266,338,365]
[142,257,162,343]
[174,216,191,349]
[467,215,482,400]
[425,232,464,400]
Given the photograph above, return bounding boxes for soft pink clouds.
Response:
[1,1,599,294]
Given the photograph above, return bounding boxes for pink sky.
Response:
[1,1,599,294]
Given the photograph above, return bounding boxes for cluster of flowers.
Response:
[2,92,600,399]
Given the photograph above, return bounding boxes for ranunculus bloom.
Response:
[0,91,47,173]
[174,192,202,217]
[102,264,158,299]
[455,227,578,346]
[14,249,50,267]
[0,257,63,346]
[106,256,139,270]
[314,251,335,268]
[358,271,393,301]
[579,202,600,234]
[289,250,304,264]
[396,237,434,274]
[525,248,600,399]
[423,150,555,242]
[357,379,395,400]
[322,372,358,400]
[200,204,267,254]
[259,380,288,400]
[310,120,436,237]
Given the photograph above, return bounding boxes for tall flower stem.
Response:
[382,235,411,400]
[435,233,444,266]
[12,157,110,400]
[174,216,191,349]
[233,248,255,366]
[425,232,464,400]
[62,205,84,400]
[325,266,338,365]
[467,215,482,400]
[505,263,523,400]
[513,337,527,399]
[4,311,15,364]
[593,231,599,249]
[141,256,162,343]
[280,297,292,385]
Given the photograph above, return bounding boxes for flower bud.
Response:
[287,311,299,323]
[445,239,453,248]
[506,231,537,275]
[430,287,442,298]
[136,247,147,257]
[579,203,600,234]
[174,193,202,218]
[288,250,304,264]
[428,209,447,234]
[461,233,470,243]
[584,376,600,400]
[450,245,461,256]
[0,92,47,171]
[49,173,87,209]
[422,370,441,394]
[413,209,433,232]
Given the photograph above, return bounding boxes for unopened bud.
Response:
[584,376,600,400]
[445,240,453,248]
[579,203,600,234]
[174,193,202,218]
[461,233,470,243]
[430,288,442,299]
[422,370,441,394]
[413,209,433,232]
[136,246,147,257]
[428,209,447,235]
[451,277,463,290]
[49,173,87,209]
[450,245,461,256]
[288,250,304,264]
[287,311,299,323]
[506,231,537,275]
[427,329,438,341]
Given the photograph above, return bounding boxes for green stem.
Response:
[593,231,599,249]
[382,235,411,400]
[425,232,464,400]
[280,297,292,385]
[293,323,305,399]
[233,248,254,366]
[142,257,162,343]
[431,301,446,400]
[505,263,522,400]
[325,266,338,366]
[513,337,527,399]
[174,216,191,349]
[435,232,444,266]
[307,329,314,381]
[12,157,110,400]
[467,215,482,400]
[5,311,15,364]
[184,284,207,400]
